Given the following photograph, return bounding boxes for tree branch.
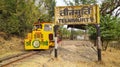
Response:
[100,0,120,16]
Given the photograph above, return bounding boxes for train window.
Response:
[33,24,42,30]
[36,25,42,29]
[44,24,52,31]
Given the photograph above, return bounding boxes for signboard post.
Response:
[54,5,101,61]
[96,24,102,61]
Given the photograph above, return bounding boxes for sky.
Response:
[56,0,103,6]
[56,0,66,6]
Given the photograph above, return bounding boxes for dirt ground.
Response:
[0,37,120,67]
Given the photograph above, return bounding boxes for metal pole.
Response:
[54,25,59,58]
[96,24,102,61]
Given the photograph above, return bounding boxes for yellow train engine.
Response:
[24,22,54,50]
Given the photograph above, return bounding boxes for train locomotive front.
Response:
[24,22,54,50]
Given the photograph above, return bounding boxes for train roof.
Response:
[33,22,53,25]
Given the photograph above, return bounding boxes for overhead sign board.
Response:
[54,5,100,25]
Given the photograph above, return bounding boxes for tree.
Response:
[59,26,71,39]
[88,0,120,50]
[39,0,56,22]
[0,0,41,37]
[100,0,120,17]
[64,0,97,6]
[89,15,120,50]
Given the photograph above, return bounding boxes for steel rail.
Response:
[0,51,39,67]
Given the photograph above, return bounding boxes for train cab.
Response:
[24,22,54,50]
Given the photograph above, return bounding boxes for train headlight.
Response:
[33,40,40,48]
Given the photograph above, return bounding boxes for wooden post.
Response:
[54,25,59,58]
[96,24,102,61]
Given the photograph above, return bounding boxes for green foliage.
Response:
[116,19,120,39]
[5,15,19,34]
[89,15,120,41]
[42,0,56,22]
[87,24,96,40]
[60,27,71,36]
[58,26,71,39]
[0,0,56,37]
[0,0,41,37]
[100,15,117,40]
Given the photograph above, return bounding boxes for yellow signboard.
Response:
[54,5,100,25]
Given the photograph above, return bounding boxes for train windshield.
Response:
[44,24,52,31]
[33,24,42,30]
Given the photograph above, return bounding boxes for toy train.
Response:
[24,21,54,50]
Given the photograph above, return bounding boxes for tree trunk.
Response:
[104,41,109,51]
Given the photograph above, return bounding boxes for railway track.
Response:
[0,51,39,67]
[0,48,53,67]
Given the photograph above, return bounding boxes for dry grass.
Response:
[101,47,120,67]
[0,36,24,58]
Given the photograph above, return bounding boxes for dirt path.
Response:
[58,40,97,62]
